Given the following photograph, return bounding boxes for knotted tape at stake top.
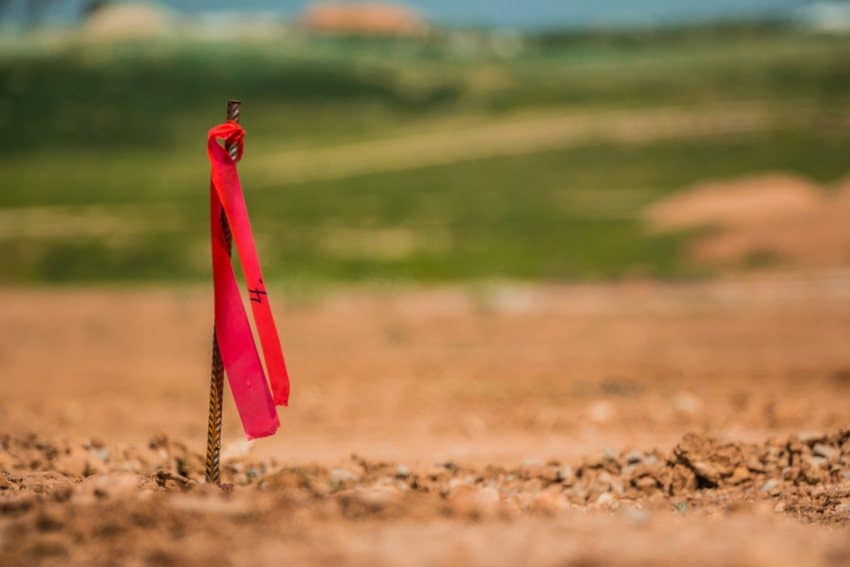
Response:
[208,121,291,440]
[211,122,245,163]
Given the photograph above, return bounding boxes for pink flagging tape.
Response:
[208,122,290,439]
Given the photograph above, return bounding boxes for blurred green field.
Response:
[1,24,849,283]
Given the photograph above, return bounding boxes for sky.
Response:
[2,0,825,29]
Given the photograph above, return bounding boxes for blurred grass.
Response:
[1,24,848,284]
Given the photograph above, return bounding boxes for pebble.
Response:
[448,485,499,518]
[625,451,644,465]
[90,447,110,462]
[594,492,619,509]
[797,432,826,444]
[813,443,840,462]
[19,472,74,494]
[338,486,401,515]
[728,466,751,485]
[330,468,360,484]
[83,473,141,499]
[633,475,659,490]
[394,465,410,479]
[746,456,766,473]
[691,461,721,485]
[804,456,828,469]
[556,465,575,486]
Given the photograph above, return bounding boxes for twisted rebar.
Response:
[205,99,241,485]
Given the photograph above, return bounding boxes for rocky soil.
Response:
[2,429,850,565]
[2,278,850,564]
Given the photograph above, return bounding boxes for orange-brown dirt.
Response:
[2,273,850,565]
[646,173,850,269]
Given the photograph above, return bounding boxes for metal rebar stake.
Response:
[205,99,241,485]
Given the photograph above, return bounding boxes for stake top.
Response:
[226,99,241,123]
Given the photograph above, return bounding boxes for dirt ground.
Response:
[2,271,850,565]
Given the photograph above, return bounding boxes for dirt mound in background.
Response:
[646,173,850,269]
[299,3,427,36]
[81,4,174,42]
[646,174,824,231]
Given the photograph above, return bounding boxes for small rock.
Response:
[394,465,410,479]
[633,475,659,491]
[691,461,721,485]
[625,451,644,465]
[761,479,781,494]
[448,485,500,519]
[797,432,826,444]
[728,466,751,485]
[595,492,618,509]
[337,486,401,517]
[556,466,575,486]
[90,447,110,462]
[19,472,74,495]
[540,466,562,482]
[330,468,360,485]
[813,443,840,462]
[802,458,828,483]
[83,473,141,499]
[476,486,501,516]
[598,471,624,496]
[774,502,786,513]
[746,456,766,473]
